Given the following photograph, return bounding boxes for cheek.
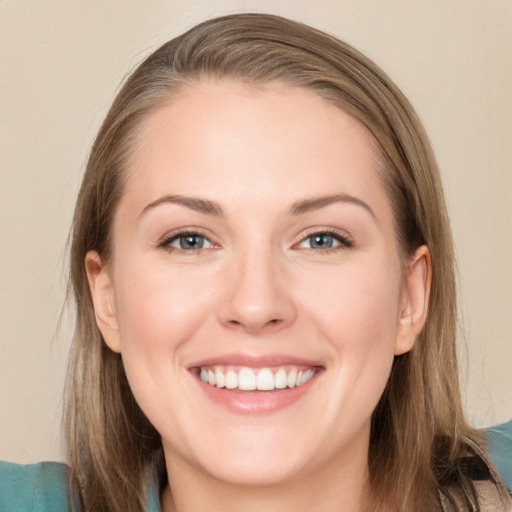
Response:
[301,260,402,350]
[299,258,402,408]
[110,261,217,434]
[113,259,217,353]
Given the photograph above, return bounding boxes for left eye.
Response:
[162,233,213,251]
[298,233,350,250]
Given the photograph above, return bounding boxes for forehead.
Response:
[119,79,390,220]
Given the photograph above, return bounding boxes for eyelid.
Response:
[157,227,218,251]
[293,227,354,250]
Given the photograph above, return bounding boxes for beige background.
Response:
[1,0,511,463]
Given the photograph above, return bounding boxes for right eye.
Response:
[159,232,214,252]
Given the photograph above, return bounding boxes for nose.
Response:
[217,248,297,335]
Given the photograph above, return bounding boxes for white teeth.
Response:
[274,368,288,389]
[215,368,225,388]
[287,369,297,388]
[256,369,274,390]
[225,370,238,389]
[198,365,317,391]
[238,368,256,390]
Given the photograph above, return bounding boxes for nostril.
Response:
[227,317,281,331]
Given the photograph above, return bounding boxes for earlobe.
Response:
[85,251,121,353]
[394,245,431,356]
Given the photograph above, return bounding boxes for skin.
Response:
[86,80,430,512]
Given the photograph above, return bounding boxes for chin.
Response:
[169,425,317,488]
[200,453,309,488]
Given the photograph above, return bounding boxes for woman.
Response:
[1,12,511,512]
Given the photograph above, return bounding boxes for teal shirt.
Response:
[486,421,512,495]
[1,422,511,511]
[0,462,72,512]
[0,461,161,512]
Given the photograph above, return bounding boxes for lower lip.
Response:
[193,372,321,414]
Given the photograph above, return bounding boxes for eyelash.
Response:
[297,228,354,253]
[158,228,354,254]
[158,229,215,253]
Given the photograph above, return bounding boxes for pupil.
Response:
[180,235,203,249]
[312,234,333,249]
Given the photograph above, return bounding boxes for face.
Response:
[87,80,429,488]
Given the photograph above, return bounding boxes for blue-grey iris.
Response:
[310,234,333,249]
[180,235,204,250]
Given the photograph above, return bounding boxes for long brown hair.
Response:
[65,13,484,511]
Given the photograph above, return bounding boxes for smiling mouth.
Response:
[195,365,320,391]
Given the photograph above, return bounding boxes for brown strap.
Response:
[440,438,512,511]
[440,480,512,511]
[465,436,512,511]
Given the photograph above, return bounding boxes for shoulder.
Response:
[0,460,76,512]
[484,420,512,495]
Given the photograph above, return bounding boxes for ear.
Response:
[394,245,431,356]
[85,251,121,353]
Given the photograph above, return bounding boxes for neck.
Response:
[161,438,369,512]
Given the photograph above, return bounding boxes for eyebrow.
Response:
[140,193,375,219]
[289,194,376,218]
[140,194,224,217]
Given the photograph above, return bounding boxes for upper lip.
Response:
[188,353,324,370]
